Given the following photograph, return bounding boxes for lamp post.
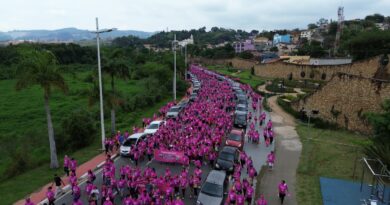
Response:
[92,17,116,150]
[172,34,178,101]
[184,44,187,79]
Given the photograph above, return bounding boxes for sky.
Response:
[0,0,389,32]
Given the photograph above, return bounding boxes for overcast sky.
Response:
[0,0,389,32]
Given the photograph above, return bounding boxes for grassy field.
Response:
[296,125,370,205]
[207,65,267,89]
[0,69,181,204]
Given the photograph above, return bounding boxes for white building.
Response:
[300,30,313,40]
[178,34,194,47]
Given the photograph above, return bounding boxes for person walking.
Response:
[52,174,65,198]
[24,198,34,205]
[267,151,275,170]
[256,194,267,205]
[278,180,289,204]
[46,186,55,205]
[63,155,70,176]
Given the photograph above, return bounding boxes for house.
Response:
[254,37,272,51]
[233,39,256,53]
[276,43,297,56]
[300,30,314,41]
[375,23,390,31]
[178,34,194,47]
[273,34,291,45]
[310,58,352,65]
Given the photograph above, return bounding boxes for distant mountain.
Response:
[0,27,154,42]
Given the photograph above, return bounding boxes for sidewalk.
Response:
[14,151,110,205]
[257,95,302,205]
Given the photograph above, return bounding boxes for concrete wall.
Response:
[254,55,388,81]
[292,73,390,133]
[231,58,258,69]
[190,57,257,70]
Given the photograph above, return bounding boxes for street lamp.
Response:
[92,17,116,150]
[172,34,178,101]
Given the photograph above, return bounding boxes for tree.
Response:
[365,13,385,23]
[308,23,318,30]
[364,99,390,167]
[238,51,254,59]
[270,46,279,52]
[342,30,390,60]
[102,49,130,134]
[15,50,68,168]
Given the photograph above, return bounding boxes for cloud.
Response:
[0,0,388,32]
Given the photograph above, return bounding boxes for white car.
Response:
[144,120,164,135]
[120,133,148,156]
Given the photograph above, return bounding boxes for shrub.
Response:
[59,109,97,151]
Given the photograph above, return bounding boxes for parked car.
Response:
[166,106,181,118]
[215,146,239,173]
[225,129,245,150]
[197,170,227,205]
[120,133,148,156]
[144,120,164,135]
[234,104,248,115]
[234,113,247,128]
[190,93,197,101]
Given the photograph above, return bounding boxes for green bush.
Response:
[59,109,97,151]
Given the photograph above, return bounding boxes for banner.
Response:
[154,149,188,165]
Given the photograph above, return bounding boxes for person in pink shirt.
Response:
[246,185,254,204]
[63,155,70,176]
[24,197,34,205]
[87,169,96,183]
[103,197,113,205]
[236,192,245,205]
[72,183,81,201]
[267,151,275,170]
[256,194,267,205]
[70,158,77,174]
[46,186,55,205]
[278,180,289,204]
[72,198,83,205]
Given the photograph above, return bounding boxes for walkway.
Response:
[257,91,302,205]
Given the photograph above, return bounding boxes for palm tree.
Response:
[102,49,130,134]
[16,50,68,168]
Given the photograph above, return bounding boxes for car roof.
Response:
[206,170,226,185]
[236,104,247,108]
[150,120,162,125]
[221,146,238,153]
[128,132,147,139]
[231,129,243,136]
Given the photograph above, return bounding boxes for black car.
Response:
[234,113,247,128]
[215,146,239,173]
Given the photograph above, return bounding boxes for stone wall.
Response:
[231,58,258,69]
[190,57,231,66]
[190,57,257,70]
[254,55,388,81]
[292,73,390,133]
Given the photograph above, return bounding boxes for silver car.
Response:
[166,106,181,118]
[235,104,248,115]
[197,170,227,205]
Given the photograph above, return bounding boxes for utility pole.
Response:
[93,18,115,150]
[173,34,177,101]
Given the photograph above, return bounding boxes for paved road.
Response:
[53,88,273,205]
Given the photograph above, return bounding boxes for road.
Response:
[53,84,273,205]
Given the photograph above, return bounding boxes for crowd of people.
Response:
[24,65,291,205]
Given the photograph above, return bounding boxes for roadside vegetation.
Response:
[0,43,187,204]
[296,125,369,205]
